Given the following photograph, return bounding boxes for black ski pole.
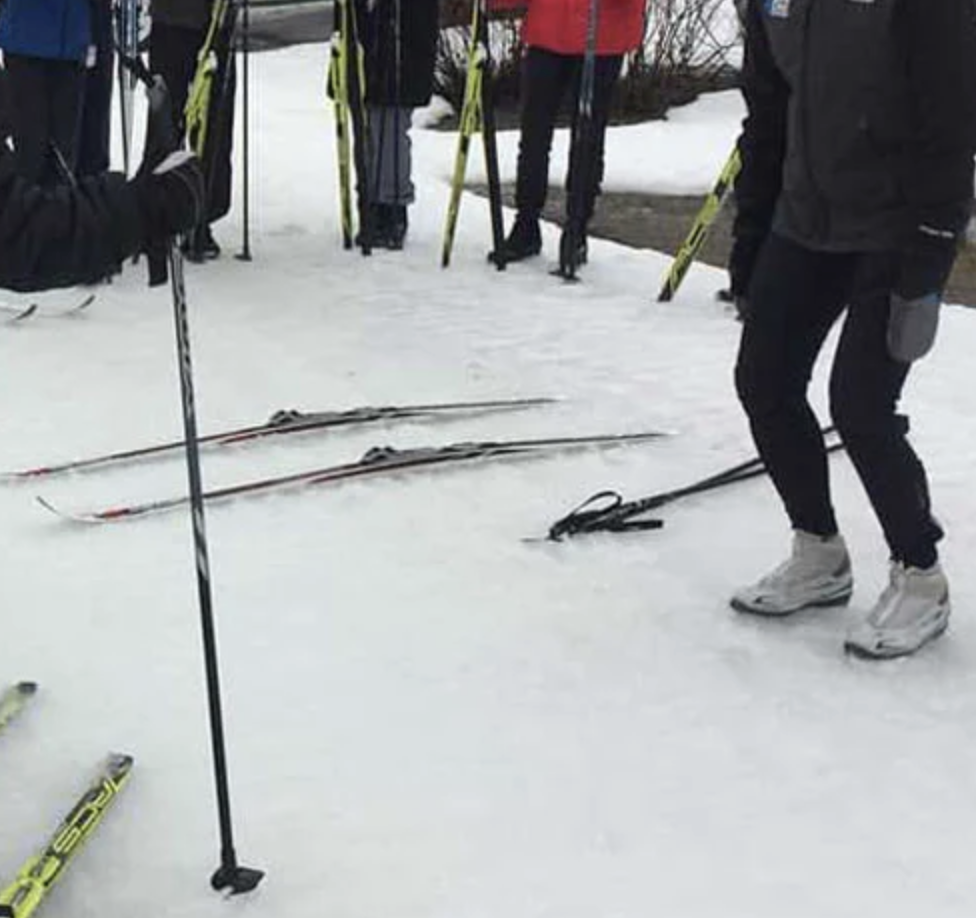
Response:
[237,0,252,261]
[556,0,600,281]
[479,0,507,270]
[546,428,845,540]
[135,64,264,896]
[167,239,263,895]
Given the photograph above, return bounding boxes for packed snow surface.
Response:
[2,43,976,918]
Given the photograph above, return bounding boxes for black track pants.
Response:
[3,55,84,185]
[514,47,622,224]
[734,232,943,568]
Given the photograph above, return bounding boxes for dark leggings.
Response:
[514,46,622,223]
[735,232,943,569]
[3,55,84,185]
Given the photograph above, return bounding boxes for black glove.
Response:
[728,230,766,301]
[887,222,962,362]
[895,222,961,301]
[132,150,205,241]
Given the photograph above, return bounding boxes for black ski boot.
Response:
[492,213,542,264]
[385,205,408,250]
[184,224,221,262]
[356,203,386,249]
[557,226,588,277]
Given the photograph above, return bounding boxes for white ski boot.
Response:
[731,530,853,616]
[844,562,950,659]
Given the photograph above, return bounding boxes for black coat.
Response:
[0,148,145,291]
[356,0,440,108]
[731,0,976,293]
[151,0,213,32]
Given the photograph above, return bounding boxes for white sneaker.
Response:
[844,562,950,659]
[731,530,854,616]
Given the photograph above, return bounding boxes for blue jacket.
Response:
[0,0,93,63]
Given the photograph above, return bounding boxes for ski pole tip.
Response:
[212,863,265,895]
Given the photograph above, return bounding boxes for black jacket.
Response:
[357,0,439,108]
[731,0,976,292]
[0,148,145,292]
[151,0,213,31]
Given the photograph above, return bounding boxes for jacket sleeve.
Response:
[0,159,147,293]
[896,0,976,235]
[729,0,788,296]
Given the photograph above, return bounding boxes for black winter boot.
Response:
[492,213,542,264]
[184,225,221,262]
[356,203,387,249]
[557,226,588,277]
[385,205,408,251]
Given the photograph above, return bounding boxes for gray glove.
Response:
[886,221,961,362]
[887,291,941,363]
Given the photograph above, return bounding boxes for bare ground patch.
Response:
[475,183,976,308]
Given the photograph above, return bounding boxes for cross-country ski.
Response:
[1,397,556,480]
[0,682,37,738]
[37,430,667,522]
[0,295,96,324]
[0,754,133,918]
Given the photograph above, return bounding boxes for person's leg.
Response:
[514,47,572,219]
[4,55,52,184]
[367,105,413,248]
[47,60,86,179]
[77,6,115,178]
[566,54,623,232]
[833,255,951,657]
[149,23,202,140]
[828,255,943,569]
[497,48,571,259]
[735,233,857,536]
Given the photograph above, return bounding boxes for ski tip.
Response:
[35,495,93,524]
[4,303,39,323]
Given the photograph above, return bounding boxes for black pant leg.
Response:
[4,55,52,184]
[828,256,943,568]
[47,61,85,178]
[735,233,856,536]
[566,54,622,225]
[78,4,115,177]
[202,41,236,224]
[149,23,205,140]
[514,48,573,218]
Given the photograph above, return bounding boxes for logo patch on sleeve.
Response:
[765,0,792,17]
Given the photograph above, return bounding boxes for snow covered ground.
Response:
[3,43,976,918]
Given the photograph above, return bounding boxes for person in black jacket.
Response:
[356,0,438,249]
[0,132,204,291]
[727,0,976,658]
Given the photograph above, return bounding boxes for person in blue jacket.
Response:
[0,0,93,185]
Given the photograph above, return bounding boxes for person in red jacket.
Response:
[489,0,644,264]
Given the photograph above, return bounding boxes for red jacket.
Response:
[490,0,645,56]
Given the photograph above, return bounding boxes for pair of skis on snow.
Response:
[0,683,133,918]
[12,397,669,523]
[0,295,96,326]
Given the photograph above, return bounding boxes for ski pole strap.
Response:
[547,490,665,541]
[546,427,846,541]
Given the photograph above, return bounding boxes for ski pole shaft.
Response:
[168,240,264,895]
[237,0,253,261]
